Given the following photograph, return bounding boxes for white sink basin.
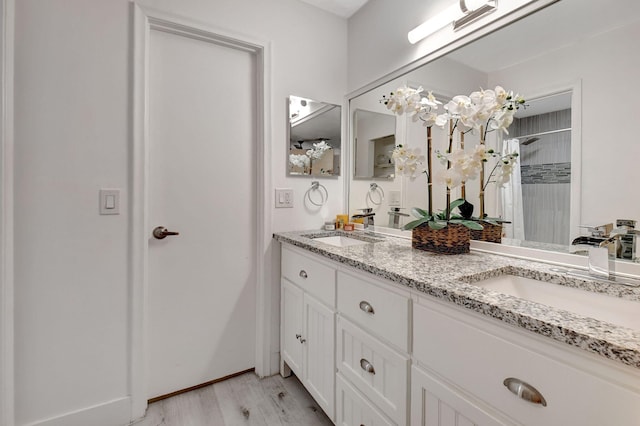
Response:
[471,274,640,331]
[312,235,371,247]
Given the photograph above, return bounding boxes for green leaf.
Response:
[427,220,447,230]
[461,220,484,230]
[481,216,507,225]
[449,198,466,210]
[411,207,430,218]
[403,217,430,230]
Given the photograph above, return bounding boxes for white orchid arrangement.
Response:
[289,140,332,172]
[381,85,525,230]
[306,140,331,159]
[289,153,310,169]
[391,144,425,179]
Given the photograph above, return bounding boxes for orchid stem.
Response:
[427,127,433,217]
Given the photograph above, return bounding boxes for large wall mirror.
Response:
[288,95,341,177]
[347,0,640,261]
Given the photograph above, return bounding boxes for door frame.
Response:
[0,0,14,424]
[131,4,272,420]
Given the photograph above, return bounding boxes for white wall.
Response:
[12,0,346,425]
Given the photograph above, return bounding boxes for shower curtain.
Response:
[499,139,525,240]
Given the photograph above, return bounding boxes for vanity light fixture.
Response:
[407,0,497,44]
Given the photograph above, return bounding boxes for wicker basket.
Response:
[412,223,471,254]
[470,222,503,243]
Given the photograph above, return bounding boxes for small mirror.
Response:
[288,95,341,177]
[353,109,396,179]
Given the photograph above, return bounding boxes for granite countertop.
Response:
[273,229,640,370]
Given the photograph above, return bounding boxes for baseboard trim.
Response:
[148,368,256,404]
[24,397,130,426]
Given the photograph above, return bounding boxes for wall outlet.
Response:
[275,188,294,208]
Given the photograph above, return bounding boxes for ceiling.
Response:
[298,0,369,18]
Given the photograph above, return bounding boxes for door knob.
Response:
[153,226,180,240]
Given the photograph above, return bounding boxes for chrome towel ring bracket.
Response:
[367,182,385,206]
[306,181,329,207]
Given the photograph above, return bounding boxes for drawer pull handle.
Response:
[360,358,375,374]
[359,300,375,314]
[299,270,308,279]
[503,378,547,407]
[296,334,301,340]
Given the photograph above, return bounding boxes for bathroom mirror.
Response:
[353,109,396,179]
[347,0,640,259]
[288,95,341,177]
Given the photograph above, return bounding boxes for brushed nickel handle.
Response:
[299,270,308,279]
[152,226,180,239]
[503,378,547,406]
[360,358,375,374]
[359,300,375,314]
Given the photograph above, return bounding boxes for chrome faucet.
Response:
[388,207,409,229]
[352,208,375,229]
[567,227,639,286]
[571,223,613,255]
[586,233,624,279]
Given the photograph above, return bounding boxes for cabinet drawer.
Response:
[336,374,395,426]
[282,245,335,306]
[414,301,640,426]
[337,270,410,351]
[337,316,409,425]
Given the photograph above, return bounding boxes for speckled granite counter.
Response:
[274,229,640,370]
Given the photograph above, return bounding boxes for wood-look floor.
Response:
[133,371,334,426]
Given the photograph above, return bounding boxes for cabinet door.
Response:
[411,366,512,426]
[337,374,395,426]
[281,279,304,376]
[303,293,336,421]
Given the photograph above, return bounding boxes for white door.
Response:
[147,25,257,399]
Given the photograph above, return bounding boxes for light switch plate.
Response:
[389,190,401,207]
[275,188,294,208]
[99,189,120,215]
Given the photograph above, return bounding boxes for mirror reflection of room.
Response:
[346,0,640,257]
[288,95,341,177]
[509,92,572,245]
[353,110,396,179]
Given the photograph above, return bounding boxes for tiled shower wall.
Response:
[512,109,571,245]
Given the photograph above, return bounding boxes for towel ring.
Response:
[306,181,328,207]
[367,183,385,206]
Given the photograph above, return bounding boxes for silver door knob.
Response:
[153,226,180,240]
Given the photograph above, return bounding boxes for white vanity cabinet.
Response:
[278,241,640,426]
[412,297,640,426]
[335,270,412,426]
[280,246,336,421]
